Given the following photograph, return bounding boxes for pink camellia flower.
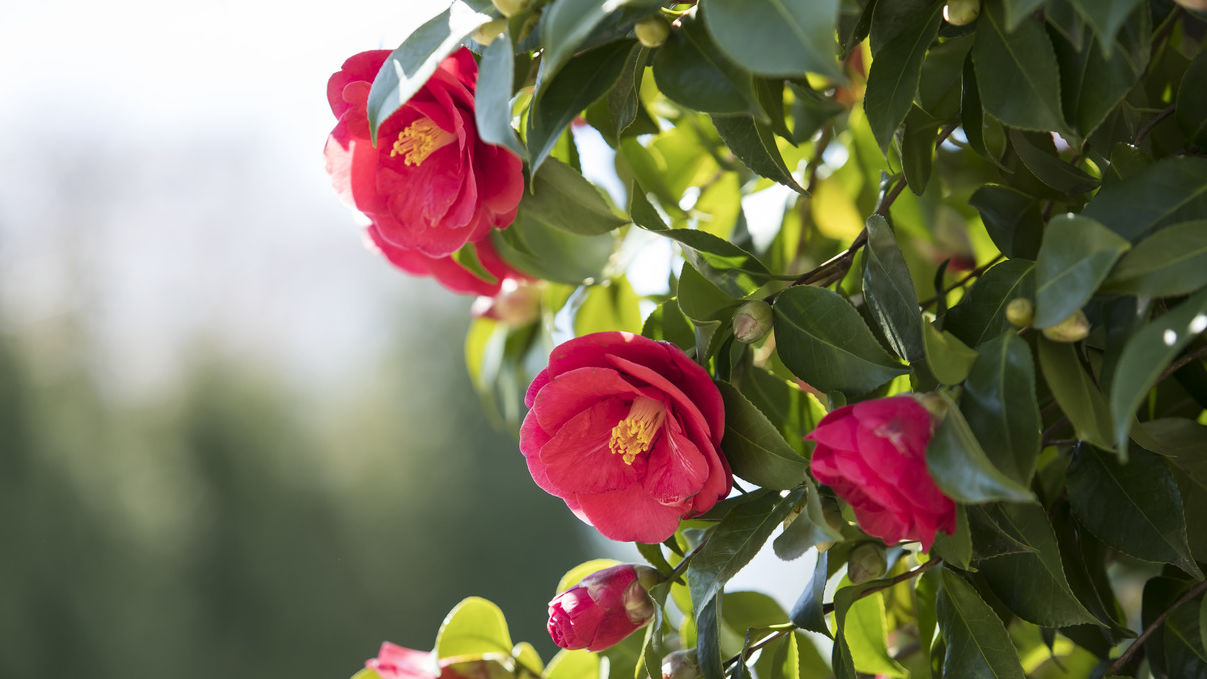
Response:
[325,48,524,258]
[520,332,732,543]
[547,563,658,651]
[366,223,527,297]
[805,395,956,551]
[366,642,449,679]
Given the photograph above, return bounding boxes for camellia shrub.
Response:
[323,0,1207,677]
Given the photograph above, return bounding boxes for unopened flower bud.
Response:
[1042,310,1091,343]
[492,0,528,17]
[1174,0,1207,11]
[1005,298,1034,328]
[847,542,887,584]
[661,650,701,679]
[472,18,508,45]
[547,564,657,652]
[732,300,773,344]
[471,278,541,327]
[634,16,671,48]
[913,392,949,419]
[943,0,980,25]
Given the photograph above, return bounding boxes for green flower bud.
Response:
[661,650,702,679]
[1005,297,1034,328]
[634,15,671,48]
[847,542,887,584]
[1042,310,1091,343]
[943,0,980,25]
[732,300,774,344]
[472,18,508,46]
[492,0,529,17]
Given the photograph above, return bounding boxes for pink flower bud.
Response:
[547,564,658,652]
[661,650,702,679]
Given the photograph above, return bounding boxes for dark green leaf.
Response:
[1003,0,1047,30]
[959,333,1042,485]
[1133,418,1207,487]
[740,366,826,455]
[701,0,842,79]
[934,505,974,569]
[490,212,615,285]
[968,506,1038,560]
[1033,213,1130,328]
[969,185,1044,259]
[1067,447,1202,578]
[1069,0,1142,56]
[922,322,980,385]
[961,52,987,158]
[772,285,908,396]
[607,46,655,139]
[694,593,723,679]
[1164,589,1207,679]
[788,83,846,144]
[529,41,634,173]
[1006,129,1099,194]
[642,300,696,351]
[863,215,925,364]
[712,115,808,195]
[688,488,807,610]
[1108,287,1207,450]
[975,503,1101,627]
[918,34,973,122]
[900,106,939,195]
[1036,337,1116,451]
[652,14,761,116]
[943,259,1036,348]
[1081,156,1207,241]
[936,568,1027,679]
[539,0,662,80]
[863,0,944,149]
[1177,50,1207,146]
[365,2,493,142]
[475,30,525,159]
[789,549,832,637]
[716,381,808,490]
[972,0,1068,133]
[927,393,1036,503]
[523,158,628,236]
[677,262,737,324]
[1053,9,1148,138]
[1101,220,1207,298]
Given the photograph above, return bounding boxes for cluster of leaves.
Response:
[358,0,1207,678]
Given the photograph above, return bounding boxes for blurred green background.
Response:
[0,1,592,676]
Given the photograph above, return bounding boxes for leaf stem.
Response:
[667,537,710,582]
[1106,577,1207,676]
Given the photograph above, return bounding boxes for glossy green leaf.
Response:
[772,285,908,396]
[1067,447,1202,578]
[789,549,832,638]
[1108,287,1207,450]
[1003,0,1047,29]
[652,14,760,115]
[959,333,1041,485]
[695,588,723,679]
[863,215,925,364]
[574,279,642,336]
[1164,590,1207,679]
[943,259,1036,348]
[900,106,938,195]
[972,0,1067,133]
[512,642,543,676]
[863,0,943,150]
[701,0,842,79]
[936,568,1027,679]
[716,381,807,490]
[922,322,980,385]
[1033,213,1130,328]
[642,300,695,351]
[539,0,661,80]
[927,393,1035,503]
[435,596,514,660]
[917,34,972,122]
[740,366,827,455]
[1101,220,1207,297]
[474,31,525,159]
[1036,337,1116,451]
[490,212,614,285]
[1177,50,1207,146]
[975,503,1101,627]
[969,185,1043,260]
[838,585,908,677]
[788,83,846,144]
[712,115,807,195]
[689,488,806,611]
[934,505,974,570]
[1081,156,1207,241]
[1053,9,1148,138]
[529,41,633,173]
[523,158,627,236]
[365,1,492,142]
[544,650,600,679]
[1006,129,1099,195]
[1070,0,1142,55]
[1133,418,1207,486]
[677,262,738,324]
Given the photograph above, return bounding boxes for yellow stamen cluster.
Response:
[609,397,666,465]
[390,118,455,166]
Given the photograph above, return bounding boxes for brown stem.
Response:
[919,253,1005,308]
[1159,344,1207,383]
[1133,103,1176,145]
[821,558,939,615]
[1107,578,1207,676]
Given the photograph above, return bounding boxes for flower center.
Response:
[609,397,666,465]
[390,118,455,166]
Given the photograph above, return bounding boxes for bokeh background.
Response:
[0,1,596,676]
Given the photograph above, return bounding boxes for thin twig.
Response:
[919,253,1005,308]
[935,123,958,151]
[1107,578,1207,676]
[1133,103,1176,145]
[1158,344,1207,383]
[821,558,939,615]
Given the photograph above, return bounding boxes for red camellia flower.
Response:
[520,332,731,543]
[366,642,448,679]
[325,48,524,258]
[547,563,657,652]
[805,395,956,551]
[366,223,526,297]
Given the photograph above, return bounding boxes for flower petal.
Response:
[575,484,686,543]
[532,366,644,433]
[540,398,644,495]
